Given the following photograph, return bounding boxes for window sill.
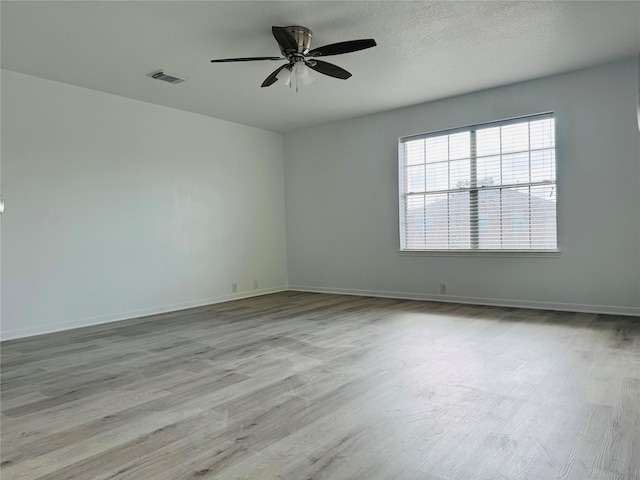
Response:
[397,249,561,258]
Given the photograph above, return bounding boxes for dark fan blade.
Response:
[272,26,298,52]
[307,39,376,57]
[261,64,289,87]
[306,60,351,80]
[211,56,283,63]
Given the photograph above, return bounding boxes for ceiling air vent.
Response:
[148,70,185,84]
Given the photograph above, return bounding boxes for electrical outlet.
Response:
[253,280,258,289]
[232,283,238,293]
[439,283,447,295]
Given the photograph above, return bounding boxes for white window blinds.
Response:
[399,113,557,251]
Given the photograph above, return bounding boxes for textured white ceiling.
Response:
[2,1,639,133]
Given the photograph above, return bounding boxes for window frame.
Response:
[398,113,560,257]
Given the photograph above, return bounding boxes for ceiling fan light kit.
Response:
[276,62,316,91]
[210,25,376,90]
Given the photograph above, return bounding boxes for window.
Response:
[399,113,557,252]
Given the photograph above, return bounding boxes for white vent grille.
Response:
[148,70,185,84]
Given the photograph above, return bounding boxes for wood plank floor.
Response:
[1,292,639,480]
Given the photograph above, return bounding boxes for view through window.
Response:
[399,113,557,251]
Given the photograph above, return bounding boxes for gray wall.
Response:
[1,70,288,340]
[2,59,638,341]
[284,59,640,314]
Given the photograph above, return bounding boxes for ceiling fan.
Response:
[211,26,376,88]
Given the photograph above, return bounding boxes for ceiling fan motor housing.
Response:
[282,26,312,55]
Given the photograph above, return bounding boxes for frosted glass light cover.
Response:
[293,63,315,86]
[276,67,291,86]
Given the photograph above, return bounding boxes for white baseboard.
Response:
[3,284,637,341]
[0,286,288,341]
[288,285,640,317]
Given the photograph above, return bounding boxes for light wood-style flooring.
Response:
[1,292,639,479]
